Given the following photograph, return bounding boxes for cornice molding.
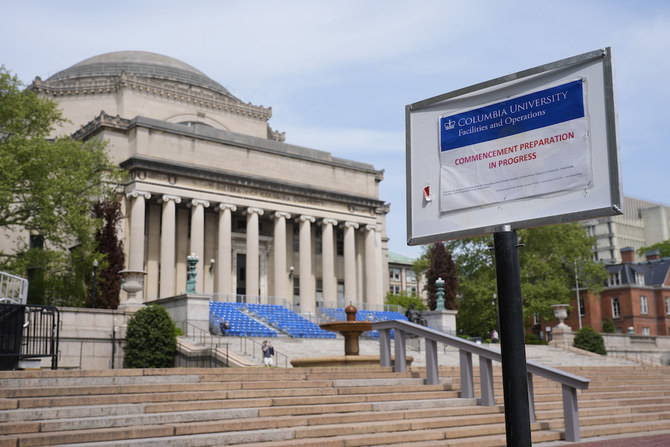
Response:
[120,156,387,212]
[32,73,272,121]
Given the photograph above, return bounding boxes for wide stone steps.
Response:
[2,365,670,446]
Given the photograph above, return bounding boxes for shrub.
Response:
[573,326,607,355]
[124,305,178,368]
[525,333,548,345]
[602,318,616,333]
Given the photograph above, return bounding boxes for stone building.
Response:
[388,252,425,300]
[582,196,670,263]
[27,51,390,314]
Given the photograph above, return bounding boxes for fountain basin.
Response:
[291,354,413,368]
[319,321,372,356]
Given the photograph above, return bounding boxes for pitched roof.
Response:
[606,257,670,287]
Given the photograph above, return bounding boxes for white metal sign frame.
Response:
[406,48,622,244]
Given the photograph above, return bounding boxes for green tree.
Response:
[447,223,607,337]
[422,242,458,310]
[385,291,427,312]
[89,198,125,309]
[0,67,120,305]
[637,240,670,258]
[445,236,497,338]
[517,223,607,322]
[124,305,178,368]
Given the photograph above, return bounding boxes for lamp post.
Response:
[574,259,582,329]
[91,259,99,309]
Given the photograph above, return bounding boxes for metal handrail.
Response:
[372,320,590,443]
[239,337,290,368]
[0,272,29,305]
[184,322,290,368]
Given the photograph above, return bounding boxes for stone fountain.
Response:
[290,303,413,368]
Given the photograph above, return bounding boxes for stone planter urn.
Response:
[119,269,146,311]
[551,304,571,331]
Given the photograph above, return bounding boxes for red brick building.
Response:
[564,248,670,335]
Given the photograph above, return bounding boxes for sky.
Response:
[3,1,669,259]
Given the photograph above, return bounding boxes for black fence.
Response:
[0,304,59,370]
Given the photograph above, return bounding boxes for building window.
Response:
[640,296,648,314]
[293,277,300,306]
[316,279,323,307]
[533,313,540,326]
[665,297,670,315]
[580,297,585,317]
[642,327,651,336]
[611,297,620,319]
[406,269,416,283]
[389,268,401,281]
[390,284,401,294]
[635,271,645,286]
[315,227,322,255]
[608,272,621,287]
[336,228,344,256]
[234,217,246,233]
[406,286,417,296]
[337,281,344,308]
[293,224,299,252]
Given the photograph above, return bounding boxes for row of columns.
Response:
[125,191,381,311]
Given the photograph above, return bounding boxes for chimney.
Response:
[620,247,635,263]
[645,250,660,261]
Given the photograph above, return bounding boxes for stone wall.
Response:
[550,328,670,365]
[48,308,131,370]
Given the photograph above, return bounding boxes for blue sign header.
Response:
[440,80,584,152]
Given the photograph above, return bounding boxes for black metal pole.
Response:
[494,226,531,447]
[111,326,116,369]
[91,262,98,309]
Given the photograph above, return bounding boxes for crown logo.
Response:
[443,119,456,131]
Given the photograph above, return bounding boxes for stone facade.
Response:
[582,196,670,263]
[21,51,390,313]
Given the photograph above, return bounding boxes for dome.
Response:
[46,51,235,99]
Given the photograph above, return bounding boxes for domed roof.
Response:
[47,51,235,99]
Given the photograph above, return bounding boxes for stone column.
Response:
[217,203,236,297]
[159,195,181,298]
[126,191,151,272]
[246,207,264,299]
[321,218,338,307]
[365,224,379,307]
[189,199,210,294]
[122,190,150,309]
[343,221,359,305]
[375,225,384,309]
[299,215,316,315]
[274,212,291,301]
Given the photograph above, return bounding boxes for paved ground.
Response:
[537,431,670,446]
[230,334,641,368]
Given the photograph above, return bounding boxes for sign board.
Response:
[406,48,622,244]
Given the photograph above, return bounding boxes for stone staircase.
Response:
[1,365,670,446]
